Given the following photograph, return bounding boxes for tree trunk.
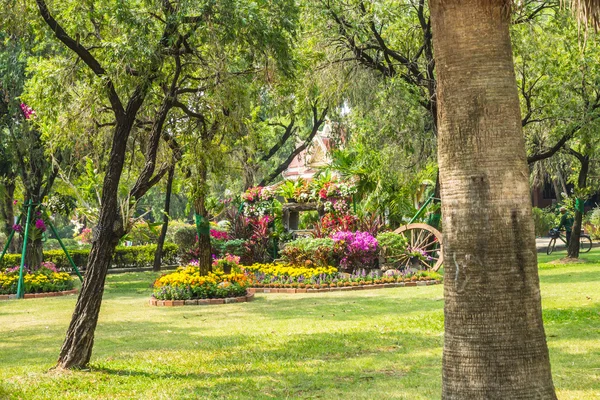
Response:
[153,164,175,272]
[25,238,43,269]
[24,194,44,269]
[56,122,130,369]
[551,178,562,203]
[557,169,568,197]
[1,182,17,252]
[429,1,556,398]
[568,208,583,258]
[193,165,212,276]
[567,154,589,258]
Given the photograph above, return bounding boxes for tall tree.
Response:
[33,0,188,369]
[429,0,556,397]
[0,35,69,266]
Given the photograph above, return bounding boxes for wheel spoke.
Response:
[414,229,425,248]
[415,232,433,249]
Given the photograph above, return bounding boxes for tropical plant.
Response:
[280,237,335,267]
[331,231,378,272]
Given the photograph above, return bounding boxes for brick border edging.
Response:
[149,292,255,307]
[0,288,78,301]
[248,280,441,294]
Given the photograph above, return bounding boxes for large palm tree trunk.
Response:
[429,0,556,398]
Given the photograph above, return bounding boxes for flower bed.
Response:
[247,263,442,290]
[0,263,75,296]
[251,280,440,294]
[150,258,443,305]
[149,292,254,307]
[152,264,252,301]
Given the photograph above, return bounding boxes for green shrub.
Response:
[166,220,194,243]
[584,206,600,239]
[43,238,87,251]
[173,225,197,250]
[0,243,178,272]
[280,237,335,267]
[212,239,247,258]
[376,232,408,260]
[124,221,163,245]
[532,207,559,237]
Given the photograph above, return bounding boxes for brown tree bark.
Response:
[56,120,131,369]
[25,237,43,269]
[429,1,556,398]
[193,164,212,276]
[566,149,589,259]
[153,164,175,272]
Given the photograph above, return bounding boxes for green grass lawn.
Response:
[0,250,599,399]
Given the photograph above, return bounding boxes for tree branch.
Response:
[35,0,125,119]
[259,105,328,186]
[527,128,577,164]
[260,117,297,162]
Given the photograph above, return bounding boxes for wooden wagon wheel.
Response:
[393,223,444,272]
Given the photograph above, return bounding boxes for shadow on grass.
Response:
[1,325,443,399]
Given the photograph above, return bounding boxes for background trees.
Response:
[2,0,600,394]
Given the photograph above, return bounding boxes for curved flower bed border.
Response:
[149,292,255,307]
[0,288,78,301]
[250,279,441,294]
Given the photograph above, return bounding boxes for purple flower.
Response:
[12,224,23,233]
[332,231,378,270]
[35,219,46,232]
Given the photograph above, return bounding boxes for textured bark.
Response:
[429,1,556,398]
[569,208,583,258]
[153,164,175,272]
[194,166,212,276]
[56,120,132,369]
[25,238,43,269]
[567,150,589,259]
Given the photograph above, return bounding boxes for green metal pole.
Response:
[47,220,83,282]
[16,201,33,299]
[409,194,435,224]
[0,215,21,262]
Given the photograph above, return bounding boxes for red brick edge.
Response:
[149,292,255,307]
[0,288,78,301]
[247,280,441,294]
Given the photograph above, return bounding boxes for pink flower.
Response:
[40,261,58,273]
[12,224,22,233]
[13,200,18,205]
[35,219,46,232]
[210,229,229,241]
[20,103,36,119]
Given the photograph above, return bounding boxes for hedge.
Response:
[0,243,178,272]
